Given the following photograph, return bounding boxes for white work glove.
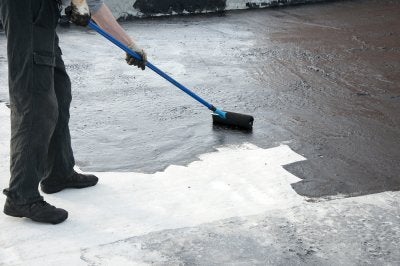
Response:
[126,43,147,70]
[65,1,91,26]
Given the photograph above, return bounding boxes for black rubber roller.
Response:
[212,111,254,130]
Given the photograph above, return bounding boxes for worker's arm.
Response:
[91,4,132,46]
[91,4,147,70]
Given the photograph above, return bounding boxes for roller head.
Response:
[212,111,254,130]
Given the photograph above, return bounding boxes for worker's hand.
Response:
[126,43,147,70]
[65,1,91,27]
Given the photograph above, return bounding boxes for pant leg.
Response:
[0,0,60,205]
[42,35,76,182]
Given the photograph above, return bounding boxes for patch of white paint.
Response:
[226,0,259,10]
[0,103,306,264]
[76,4,90,16]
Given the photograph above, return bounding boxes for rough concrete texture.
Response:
[80,196,400,265]
[1,0,399,199]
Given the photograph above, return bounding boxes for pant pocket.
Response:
[33,52,55,93]
[34,52,56,67]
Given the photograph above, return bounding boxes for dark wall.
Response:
[131,0,329,17]
[246,0,327,8]
[133,0,226,15]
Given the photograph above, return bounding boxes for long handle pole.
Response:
[88,20,226,118]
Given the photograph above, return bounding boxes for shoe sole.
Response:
[3,209,68,225]
[41,181,98,194]
[3,209,24,218]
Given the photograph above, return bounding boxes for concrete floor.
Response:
[0,0,399,264]
[1,0,399,198]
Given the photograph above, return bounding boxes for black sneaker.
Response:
[3,199,68,224]
[41,171,99,194]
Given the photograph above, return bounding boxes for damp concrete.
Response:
[0,0,399,198]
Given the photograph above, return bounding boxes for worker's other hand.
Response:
[65,0,91,27]
[126,43,147,70]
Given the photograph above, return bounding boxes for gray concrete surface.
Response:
[0,0,399,198]
[81,193,400,265]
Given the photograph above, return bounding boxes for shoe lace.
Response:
[30,200,54,211]
[69,172,83,181]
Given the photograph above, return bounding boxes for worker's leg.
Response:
[40,35,98,194]
[44,35,75,181]
[1,0,60,204]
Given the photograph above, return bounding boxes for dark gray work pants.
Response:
[0,0,75,205]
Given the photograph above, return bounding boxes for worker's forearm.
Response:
[91,4,135,46]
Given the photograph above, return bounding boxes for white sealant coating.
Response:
[0,103,307,264]
[225,0,265,9]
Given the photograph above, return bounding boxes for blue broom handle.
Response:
[88,20,226,117]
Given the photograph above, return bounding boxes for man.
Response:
[0,0,147,224]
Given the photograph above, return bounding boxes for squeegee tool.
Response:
[88,20,254,130]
